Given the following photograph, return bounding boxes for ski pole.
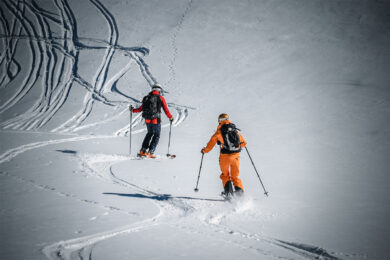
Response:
[129,106,133,156]
[194,152,204,192]
[245,147,269,196]
[167,120,172,156]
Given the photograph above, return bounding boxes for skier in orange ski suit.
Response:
[201,113,247,193]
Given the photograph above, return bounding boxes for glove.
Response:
[201,148,205,154]
[169,117,174,122]
[129,105,134,112]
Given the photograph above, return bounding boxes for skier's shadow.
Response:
[103,192,224,202]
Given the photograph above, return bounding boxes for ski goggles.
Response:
[218,117,228,122]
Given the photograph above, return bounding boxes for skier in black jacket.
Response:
[131,84,173,158]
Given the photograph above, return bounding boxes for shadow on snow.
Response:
[103,192,225,202]
[56,149,77,154]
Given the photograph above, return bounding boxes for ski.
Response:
[136,154,156,159]
[221,191,234,201]
[166,154,176,159]
[221,191,244,201]
[131,154,175,160]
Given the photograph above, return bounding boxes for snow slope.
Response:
[1,0,390,259]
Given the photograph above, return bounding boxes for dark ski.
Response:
[132,154,175,160]
[221,191,234,201]
[166,154,176,159]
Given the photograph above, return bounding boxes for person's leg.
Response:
[141,123,153,152]
[148,123,161,154]
[219,154,231,188]
[230,153,244,190]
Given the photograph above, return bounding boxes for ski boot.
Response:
[137,149,148,158]
[234,186,244,196]
[221,180,234,199]
[148,149,156,159]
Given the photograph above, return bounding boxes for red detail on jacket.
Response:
[132,90,172,124]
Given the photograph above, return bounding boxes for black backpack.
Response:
[142,93,161,120]
[220,123,241,154]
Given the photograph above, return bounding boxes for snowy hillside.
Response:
[1,0,390,259]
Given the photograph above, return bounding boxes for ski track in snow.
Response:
[0,171,138,217]
[0,134,104,164]
[0,0,192,134]
[37,151,348,260]
[42,210,163,260]
[0,137,356,259]
[166,0,193,87]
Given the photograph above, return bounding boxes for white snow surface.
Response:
[1,0,390,259]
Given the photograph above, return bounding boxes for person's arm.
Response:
[132,105,143,113]
[238,132,247,148]
[159,96,173,119]
[202,131,220,153]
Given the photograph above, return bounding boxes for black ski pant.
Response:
[141,123,161,153]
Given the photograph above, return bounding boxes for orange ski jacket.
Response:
[203,120,246,154]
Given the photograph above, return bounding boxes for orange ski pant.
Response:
[219,153,243,190]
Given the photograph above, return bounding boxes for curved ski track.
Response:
[0,0,192,134]
[37,151,346,260]
[0,135,347,259]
